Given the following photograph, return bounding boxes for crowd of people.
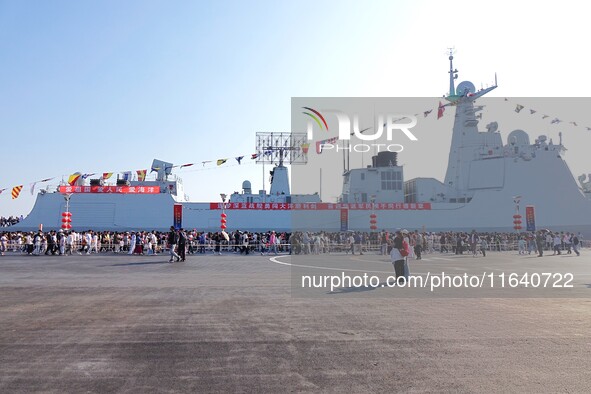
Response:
[0,227,586,258]
[0,228,292,258]
[290,229,586,257]
[0,215,21,227]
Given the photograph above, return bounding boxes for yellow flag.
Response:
[12,185,23,199]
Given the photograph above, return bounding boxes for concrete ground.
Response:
[0,249,590,393]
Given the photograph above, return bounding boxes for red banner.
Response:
[525,206,536,232]
[173,204,182,230]
[59,185,160,194]
[208,202,432,210]
[340,208,349,231]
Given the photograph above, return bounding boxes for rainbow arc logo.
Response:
[302,107,328,131]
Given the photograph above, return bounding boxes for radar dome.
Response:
[242,180,252,194]
[507,129,530,147]
[456,81,475,95]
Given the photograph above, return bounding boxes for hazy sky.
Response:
[1,0,590,216]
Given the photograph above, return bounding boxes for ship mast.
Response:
[442,51,499,198]
[448,48,458,97]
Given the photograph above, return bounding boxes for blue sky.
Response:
[1,0,590,216]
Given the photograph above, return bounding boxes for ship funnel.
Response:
[372,151,398,168]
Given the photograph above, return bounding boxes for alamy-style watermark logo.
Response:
[302,107,418,153]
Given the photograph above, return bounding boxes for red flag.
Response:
[437,102,445,119]
[136,169,147,181]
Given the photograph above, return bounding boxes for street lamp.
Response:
[220,193,228,231]
[513,195,522,232]
[369,195,377,232]
[61,193,73,230]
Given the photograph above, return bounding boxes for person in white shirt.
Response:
[0,233,7,256]
[128,233,136,255]
[25,233,33,255]
[552,233,562,255]
[390,230,406,285]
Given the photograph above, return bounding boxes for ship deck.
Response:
[1,250,590,392]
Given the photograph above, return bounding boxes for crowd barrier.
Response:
[2,239,589,255]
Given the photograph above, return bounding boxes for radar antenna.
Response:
[255,132,308,166]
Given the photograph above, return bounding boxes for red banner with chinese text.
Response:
[59,185,160,194]
[208,202,432,210]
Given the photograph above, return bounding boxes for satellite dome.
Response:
[242,180,252,194]
[456,81,475,95]
[507,129,530,146]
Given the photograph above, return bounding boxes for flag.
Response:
[251,153,259,160]
[264,150,273,156]
[0,188,5,194]
[216,159,227,166]
[301,143,310,154]
[437,102,445,119]
[515,104,524,113]
[122,171,132,181]
[11,185,23,199]
[137,169,147,181]
[423,109,432,117]
[201,161,212,167]
[235,156,244,164]
[30,182,37,195]
[81,173,94,180]
[315,136,338,154]
[180,163,194,168]
[102,172,113,180]
[68,173,81,185]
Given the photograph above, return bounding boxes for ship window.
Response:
[361,173,365,181]
[361,193,367,203]
[381,171,402,190]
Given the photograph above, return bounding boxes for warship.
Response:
[12,54,591,233]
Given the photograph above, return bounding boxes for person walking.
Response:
[479,237,488,257]
[168,226,180,262]
[0,232,7,256]
[552,233,562,255]
[178,228,187,262]
[572,233,581,256]
[33,231,42,255]
[128,232,136,255]
[390,230,407,285]
[536,231,545,257]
